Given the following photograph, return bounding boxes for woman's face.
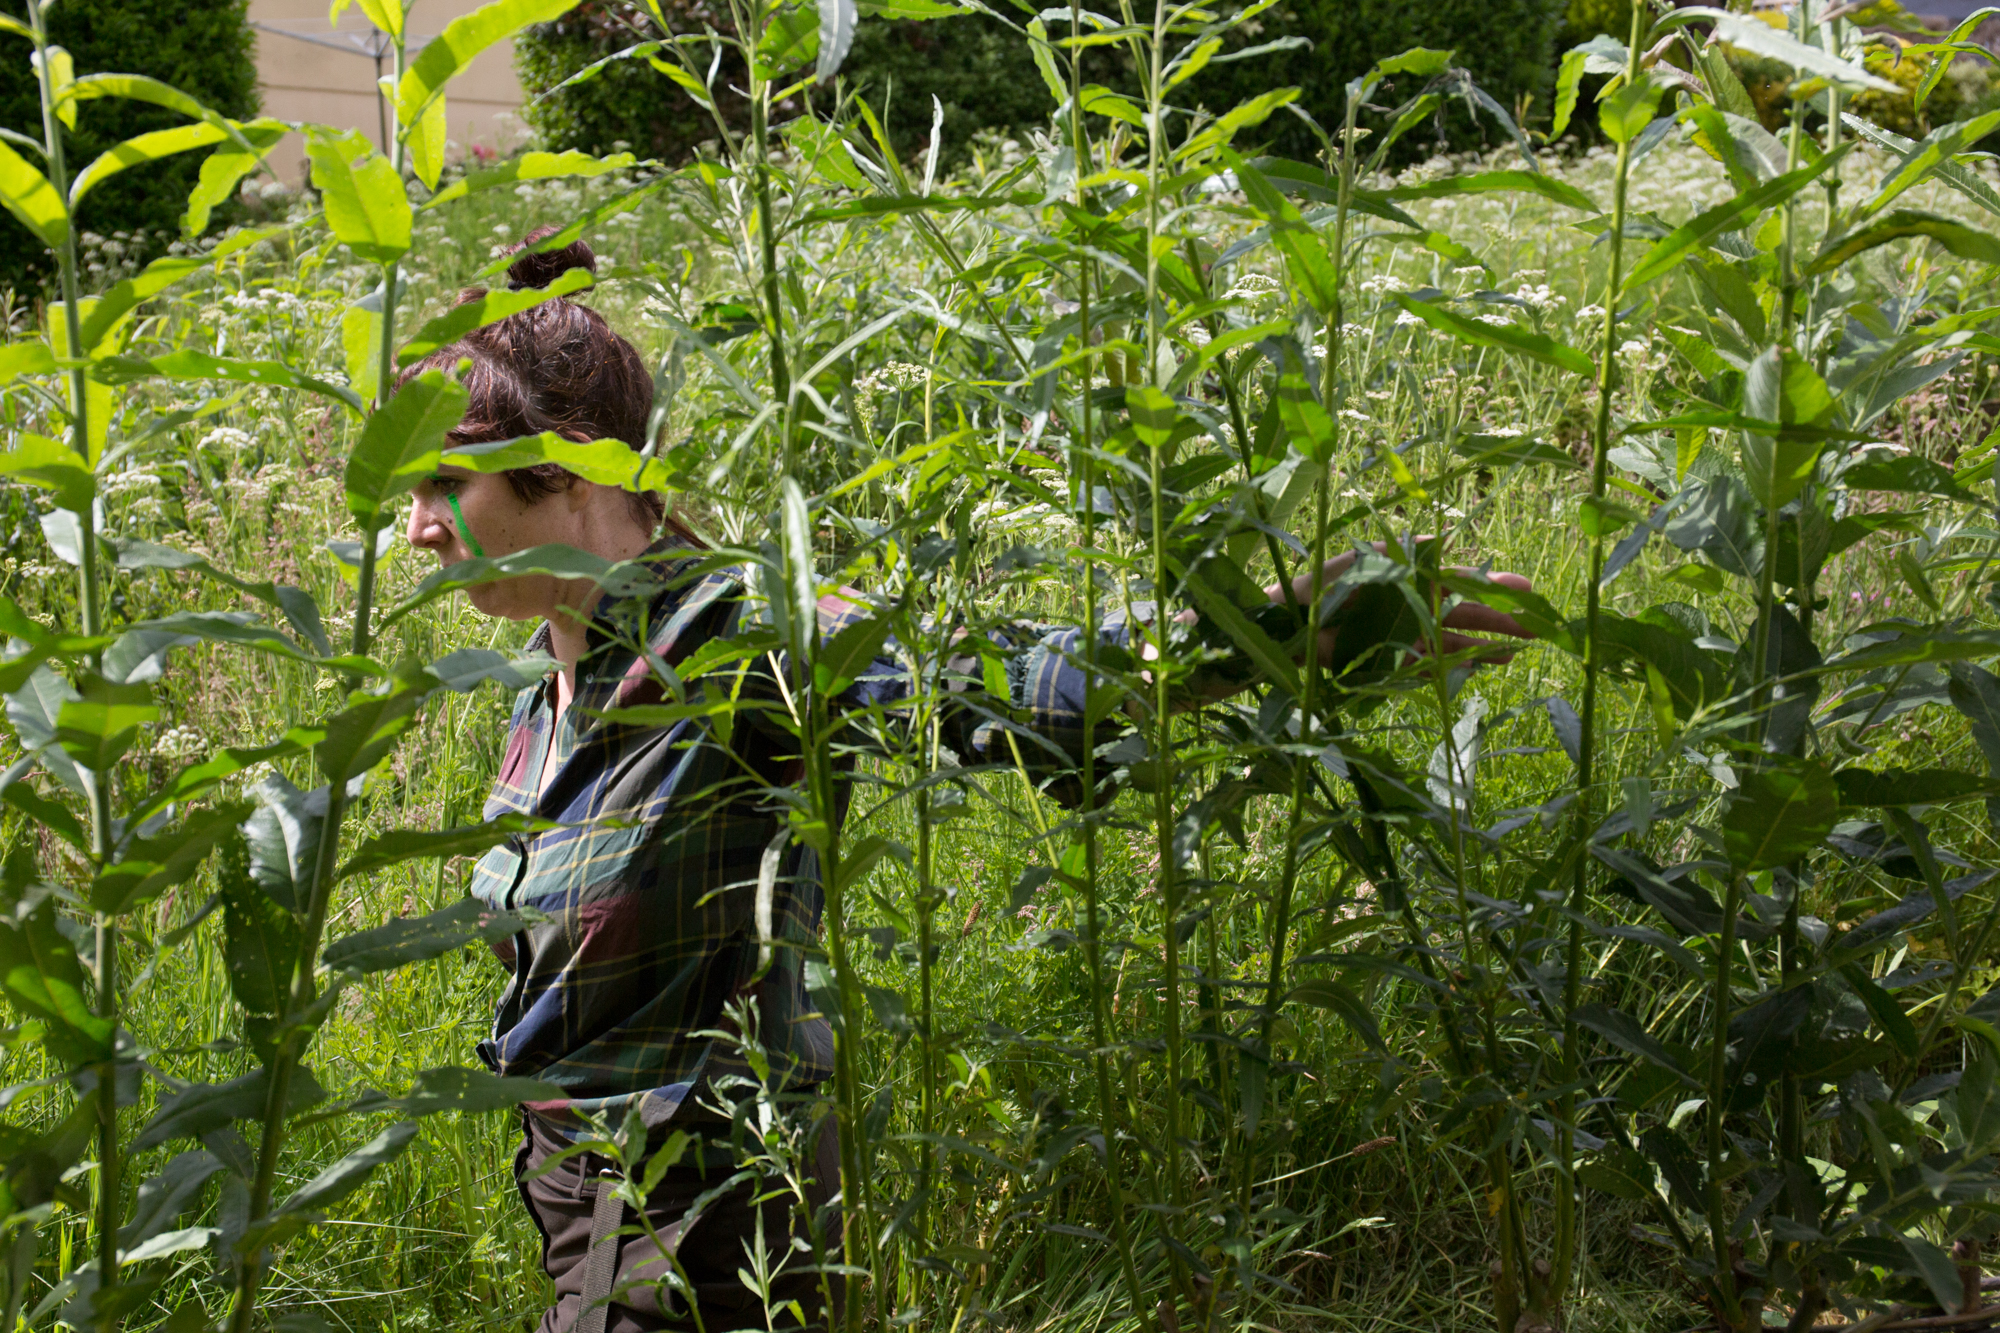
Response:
[406,466,578,621]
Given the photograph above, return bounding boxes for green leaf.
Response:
[78,257,205,355]
[346,1065,560,1117]
[1901,1234,1967,1316]
[1225,149,1339,314]
[1599,75,1665,147]
[1676,8,1898,92]
[183,121,287,236]
[1828,628,2000,672]
[398,0,579,129]
[816,614,890,696]
[131,1065,324,1150]
[218,831,299,1027]
[277,1122,418,1215]
[1575,1003,1701,1088]
[439,433,657,491]
[0,139,67,248]
[338,813,563,882]
[1623,150,1847,291]
[0,900,113,1066]
[397,267,593,365]
[1392,295,1593,376]
[1722,761,1838,872]
[1840,964,1921,1059]
[1858,109,2000,219]
[0,434,93,512]
[1843,452,1978,502]
[1124,385,1178,451]
[1025,18,1067,105]
[54,675,160,774]
[1288,977,1388,1054]
[1183,563,1300,699]
[1550,46,1589,140]
[1741,346,1834,509]
[315,676,430,784]
[817,0,858,80]
[1382,169,1599,214]
[1835,767,1997,808]
[383,544,658,627]
[1577,1145,1655,1201]
[90,802,249,916]
[421,148,637,210]
[321,897,532,975]
[69,122,229,209]
[95,350,364,415]
[122,1153,228,1250]
[0,339,55,385]
[344,370,470,530]
[305,128,411,265]
[1808,209,2000,276]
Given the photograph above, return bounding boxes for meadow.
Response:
[6,2,2000,1332]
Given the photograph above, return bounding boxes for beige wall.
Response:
[249,0,529,183]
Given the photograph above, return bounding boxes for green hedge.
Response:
[516,0,1567,166]
[0,0,258,294]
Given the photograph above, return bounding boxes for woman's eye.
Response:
[426,475,462,494]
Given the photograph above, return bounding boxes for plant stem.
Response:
[1555,0,1645,1298]
[29,0,120,1309]
[1064,12,1150,1322]
[1706,874,1746,1330]
[228,39,405,1333]
[748,81,792,475]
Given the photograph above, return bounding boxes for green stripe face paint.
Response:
[446,492,486,559]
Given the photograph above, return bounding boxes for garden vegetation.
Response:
[7,1,2000,1332]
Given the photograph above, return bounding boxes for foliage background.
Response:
[516,0,1570,162]
[0,0,258,293]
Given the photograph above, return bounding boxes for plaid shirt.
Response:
[468,553,1113,1137]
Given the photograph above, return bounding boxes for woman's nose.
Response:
[408,497,451,552]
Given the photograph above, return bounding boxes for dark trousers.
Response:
[514,1110,843,1333]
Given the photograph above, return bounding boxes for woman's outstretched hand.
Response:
[1266,542,1538,670]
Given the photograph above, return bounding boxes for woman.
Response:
[402,230,1536,1333]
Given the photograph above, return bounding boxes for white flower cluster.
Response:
[1513,282,1565,311]
[153,725,207,758]
[199,426,258,454]
[1223,274,1281,300]
[1358,272,1410,296]
[100,471,162,497]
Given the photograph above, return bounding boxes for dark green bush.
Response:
[515,0,762,162]
[0,0,258,294]
[516,0,1567,167]
[1182,0,1567,162]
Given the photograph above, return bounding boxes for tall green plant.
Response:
[0,4,672,1333]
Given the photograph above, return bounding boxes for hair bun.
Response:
[506,225,597,291]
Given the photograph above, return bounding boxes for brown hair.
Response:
[401,225,698,544]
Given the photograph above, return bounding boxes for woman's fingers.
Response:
[1440,601,1532,639]
[1268,548,1362,606]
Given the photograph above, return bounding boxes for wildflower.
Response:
[1358,272,1410,296]
[199,426,257,453]
[1575,303,1606,322]
[1337,408,1372,423]
[1513,283,1564,310]
[1394,309,1425,328]
[1618,338,1649,358]
[1476,312,1514,327]
[1224,274,1281,299]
